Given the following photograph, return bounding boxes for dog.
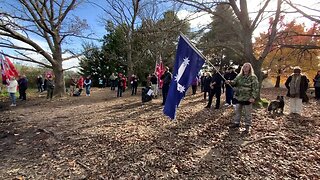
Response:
[267,96,284,114]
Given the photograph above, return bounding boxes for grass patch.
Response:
[254,98,269,108]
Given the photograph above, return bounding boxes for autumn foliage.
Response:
[254,18,320,79]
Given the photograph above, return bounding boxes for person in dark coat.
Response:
[224,67,238,106]
[313,70,320,100]
[36,75,44,92]
[191,77,198,95]
[46,75,55,100]
[160,66,172,105]
[205,69,223,109]
[202,72,212,100]
[130,74,139,95]
[117,73,124,97]
[285,66,309,115]
[18,75,28,101]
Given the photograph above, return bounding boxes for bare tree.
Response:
[174,0,283,99]
[90,0,142,76]
[0,0,90,96]
[284,0,320,23]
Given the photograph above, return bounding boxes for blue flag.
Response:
[163,35,205,119]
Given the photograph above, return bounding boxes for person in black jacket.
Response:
[313,70,320,100]
[285,66,309,115]
[224,67,238,106]
[205,69,223,109]
[202,72,212,100]
[160,66,172,105]
[18,75,28,101]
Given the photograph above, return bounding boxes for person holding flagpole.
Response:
[161,66,172,105]
[205,67,223,109]
[227,62,259,134]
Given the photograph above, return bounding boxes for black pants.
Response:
[315,87,320,99]
[19,88,27,100]
[131,85,138,95]
[162,84,170,105]
[207,88,221,109]
[111,80,116,90]
[192,85,197,95]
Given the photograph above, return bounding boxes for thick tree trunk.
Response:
[52,63,65,97]
[242,29,263,100]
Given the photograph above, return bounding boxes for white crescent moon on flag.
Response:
[175,57,190,93]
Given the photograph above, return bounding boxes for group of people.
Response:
[69,76,92,97]
[158,63,319,134]
[6,74,29,106]
[108,73,139,97]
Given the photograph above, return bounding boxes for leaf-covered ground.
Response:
[0,87,319,179]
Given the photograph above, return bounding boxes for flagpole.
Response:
[179,32,229,83]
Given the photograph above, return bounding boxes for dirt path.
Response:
[0,88,319,179]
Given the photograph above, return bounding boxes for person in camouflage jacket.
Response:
[227,62,259,134]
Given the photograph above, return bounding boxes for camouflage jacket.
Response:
[231,75,259,101]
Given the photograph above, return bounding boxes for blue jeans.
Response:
[85,85,91,95]
[10,92,16,105]
[225,86,234,105]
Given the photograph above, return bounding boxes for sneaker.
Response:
[10,104,16,107]
[229,123,240,128]
[224,103,230,106]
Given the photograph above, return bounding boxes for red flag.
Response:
[155,58,165,88]
[1,54,19,84]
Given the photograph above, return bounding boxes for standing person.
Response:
[130,74,138,95]
[36,75,44,92]
[191,77,198,95]
[150,73,158,97]
[203,72,212,100]
[109,73,117,90]
[46,75,55,100]
[160,66,172,105]
[200,72,205,92]
[18,75,28,101]
[227,62,259,134]
[285,66,309,115]
[77,76,84,95]
[84,76,92,96]
[98,77,103,88]
[224,67,238,106]
[117,73,124,97]
[43,77,48,91]
[122,75,127,92]
[69,76,77,96]
[6,76,18,106]
[205,69,223,109]
[313,70,320,100]
[102,75,107,88]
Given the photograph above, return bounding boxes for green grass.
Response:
[254,98,269,108]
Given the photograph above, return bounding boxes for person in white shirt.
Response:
[7,76,18,106]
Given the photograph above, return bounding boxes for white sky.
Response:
[177,0,320,37]
[5,0,320,70]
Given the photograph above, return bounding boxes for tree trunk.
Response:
[52,63,65,97]
[127,42,133,76]
[242,29,264,100]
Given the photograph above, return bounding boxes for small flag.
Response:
[163,34,205,119]
[0,53,19,84]
[155,57,165,88]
